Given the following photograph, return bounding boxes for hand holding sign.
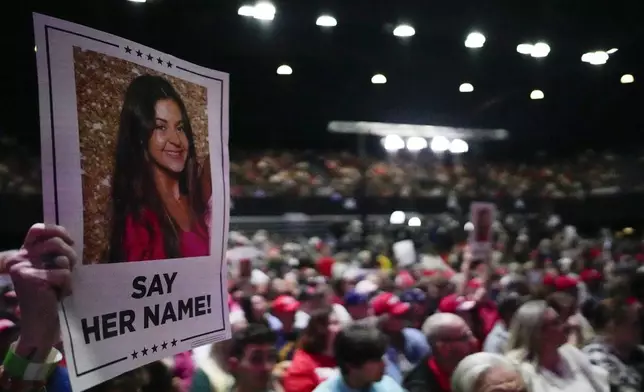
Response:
[0,223,76,361]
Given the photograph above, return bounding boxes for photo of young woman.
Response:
[106,75,211,263]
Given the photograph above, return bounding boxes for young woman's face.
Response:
[148,98,189,173]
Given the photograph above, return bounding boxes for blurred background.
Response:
[3,0,644,247]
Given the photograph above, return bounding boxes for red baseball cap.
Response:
[579,269,602,282]
[371,293,410,317]
[438,294,477,314]
[272,295,300,313]
[554,276,578,291]
[0,319,16,333]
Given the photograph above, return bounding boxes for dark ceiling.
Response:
[7,0,644,155]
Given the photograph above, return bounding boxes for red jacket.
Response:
[282,349,337,392]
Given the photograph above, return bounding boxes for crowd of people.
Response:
[3,212,644,392]
[3,135,644,198]
[230,149,644,198]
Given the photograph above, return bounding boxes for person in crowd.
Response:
[582,297,644,392]
[271,295,301,362]
[505,300,609,392]
[225,323,280,392]
[342,289,370,320]
[404,313,478,392]
[401,287,428,329]
[451,352,527,392]
[282,307,340,392]
[546,292,586,347]
[483,292,524,354]
[191,340,235,392]
[369,292,430,383]
[240,294,282,330]
[0,223,77,392]
[313,324,405,392]
[107,74,209,263]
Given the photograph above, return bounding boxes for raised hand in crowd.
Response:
[0,223,76,392]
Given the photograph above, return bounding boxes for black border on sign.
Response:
[43,23,227,378]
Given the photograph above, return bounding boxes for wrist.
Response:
[15,337,55,362]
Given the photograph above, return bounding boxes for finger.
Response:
[23,224,73,248]
[0,250,28,274]
[25,237,76,271]
[10,265,72,296]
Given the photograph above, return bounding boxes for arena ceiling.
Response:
[8,0,644,153]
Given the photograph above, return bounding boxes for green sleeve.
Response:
[190,369,214,392]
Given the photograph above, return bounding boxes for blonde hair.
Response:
[451,352,525,392]
[505,300,550,363]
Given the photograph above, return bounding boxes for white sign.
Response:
[33,14,230,391]
[469,202,496,261]
[393,239,416,267]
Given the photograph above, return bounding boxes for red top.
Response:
[123,209,209,262]
[428,357,451,392]
[316,256,335,278]
[282,349,337,392]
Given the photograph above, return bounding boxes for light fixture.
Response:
[449,139,469,154]
[531,42,550,58]
[581,51,609,65]
[276,65,292,75]
[406,137,428,152]
[516,43,533,55]
[254,2,276,20]
[430,136,450,153]
[465,32,486,48]
[34,46,37,52]
[238,5,255,16]
[530,90,544,100]
[382,135,405,152]
[128,0,146,3]
[408,217,421,227]
[390,211,406,225]
[371,74,387,84]
[607,48,618,54]
[459,83,474,93]
[238,2,276,20]
[393,24,415,38]
[621,74,634,84]
[316,15,337,27]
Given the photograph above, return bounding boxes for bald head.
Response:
[422,312,469,341]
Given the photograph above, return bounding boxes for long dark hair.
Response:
[107,75,205,262]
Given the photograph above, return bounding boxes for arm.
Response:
[0,224,76,391]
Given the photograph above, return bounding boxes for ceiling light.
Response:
[316,15,337,27]
[582,51,609,65]
[406,137,427,151]
[382,135,404,152]
[459,83,474,93]
[253,2,276,20]
[465,32,486,48]
[393,24,415,37]
[530,90,544,100]
[430,136,450,153]
[621,74,634,84]
[531,42,550,58]
[276,65,292,75]
[34,46,37,52]
[371,74,387,84]
[239,2,276,20]
[128,0,146,2]
[449,139,469,154]
[238,5,255,16]
[607,48,618,54]
[408,217,421,227]
[517,43,533,55]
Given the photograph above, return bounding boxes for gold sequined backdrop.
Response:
[73,47,210,264]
